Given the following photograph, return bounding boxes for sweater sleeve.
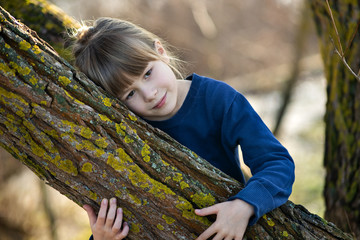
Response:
[222,93,295,226]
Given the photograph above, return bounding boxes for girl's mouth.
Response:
[153,93,167,109]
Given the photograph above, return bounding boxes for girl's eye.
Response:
[126,90,135,100]
[144,69,152,79]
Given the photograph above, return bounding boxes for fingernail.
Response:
[102,198,108,205]
[111,198,116,204]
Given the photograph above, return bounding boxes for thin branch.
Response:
[334,47,360,82]
[326,0,360,82]
[326,0,344,56]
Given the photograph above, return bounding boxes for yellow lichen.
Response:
[44,129,59,139]
[176,197,196,219]
[262,214,275,227]
[130,223,140,233]
[157,224,164,230]
[19,40,31,51]
[141,143,151,162]
[115,123,126,136]
[95,137,108,148]
[107,152,126,172]
[129,193,142,206]
[0,63,15,77]
[108,148,180,202]
[124,136,133,143]
[58,159,78,176]
[115,190,123,198]
[128,113,137,121]
[0,85,28,119]
[172,173,183,182]
[162,160,170,166]
[175,196,211,226]
[180,181,190,190]
[64,90,74,100]
[29,76,38,85]
[9,61,31,76]
[102,97,112,107]
[282,231,289,237]
[74,99,84,105]
[58,76,71,86]
[99,114,111,122]
[191,151,199,158]
[88,190,97,201]
[81,162,93,172]
[32,45,42,54]
[147,180,176,200]
[162,214,175,224]
[80,127,93,139]
[191,192,215,208]
[23,120,58,154]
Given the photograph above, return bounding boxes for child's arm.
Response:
[83,198,129,240]
[195,199,254,240]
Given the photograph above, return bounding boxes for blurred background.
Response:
[0,0,326,239]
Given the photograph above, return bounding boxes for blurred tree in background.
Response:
[310,0,360,237]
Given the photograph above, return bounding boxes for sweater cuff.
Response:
[228,181,275,226]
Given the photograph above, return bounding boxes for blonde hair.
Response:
[71,17,183,97]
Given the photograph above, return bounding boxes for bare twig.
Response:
[326,0,344,56]
[334,47,360,81]
[326,0,360,82]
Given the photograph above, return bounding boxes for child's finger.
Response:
[195,204,218,217]
[97,198,109,226]
[83,204,97,226]
[105,198,117,228]
[112,207,124,231]
[195,224,217,240]
[117,222,130,239]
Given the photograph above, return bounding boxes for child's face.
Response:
[119,60,180,121]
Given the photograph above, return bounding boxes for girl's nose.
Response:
[143,88,157,102]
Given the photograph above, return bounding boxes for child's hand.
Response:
[83,198,129,240]
[195,199,254,240]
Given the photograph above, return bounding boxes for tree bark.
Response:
[310,1,360,238]
[0,6,353,240]
[0,0,80,62]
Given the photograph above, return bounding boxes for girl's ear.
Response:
[154,40,169,62]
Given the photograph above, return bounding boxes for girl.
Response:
[72,17,295,240]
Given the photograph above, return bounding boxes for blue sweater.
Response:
[146,73,295,225]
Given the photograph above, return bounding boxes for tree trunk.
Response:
[310,1,360,238]
[0,6,353,240]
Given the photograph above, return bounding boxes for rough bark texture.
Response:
[0,5,353,240]
[310,1,360,238]
[0,0,80,62]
